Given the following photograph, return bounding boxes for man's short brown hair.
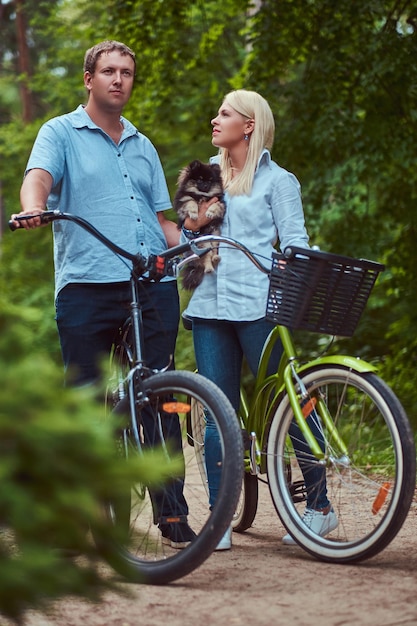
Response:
[83,40,136,75]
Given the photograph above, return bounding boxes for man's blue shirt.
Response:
[25,105,172,297]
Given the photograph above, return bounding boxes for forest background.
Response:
[1,0,417,424]
[2,0,417,425]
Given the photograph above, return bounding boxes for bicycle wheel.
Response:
[266,364,416,563]
[232,472,258,533]
[96,369,243,584]
[189,398,258,533]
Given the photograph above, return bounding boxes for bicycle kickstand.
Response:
[249,432,260,475]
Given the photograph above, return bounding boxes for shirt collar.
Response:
[210,148,271,170]
[71,104,138,138]
[256,148,271,171]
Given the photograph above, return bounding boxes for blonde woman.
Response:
[183,90,337,550]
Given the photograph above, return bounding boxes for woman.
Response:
[182,90,337,550]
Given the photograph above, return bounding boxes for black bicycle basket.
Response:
[266,246,384,337]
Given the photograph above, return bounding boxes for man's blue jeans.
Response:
[192,317,329,510]
[55,280,188,520]
[55,281,179,385]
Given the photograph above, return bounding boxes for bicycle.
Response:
[179,234,416,563]
[9,210,244,584]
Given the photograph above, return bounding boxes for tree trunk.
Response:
[15,0,33,122]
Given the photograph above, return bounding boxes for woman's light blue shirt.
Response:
[25,105,172,297]
[185,150,309,322]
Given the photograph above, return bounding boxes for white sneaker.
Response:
[282,505,338,545]
[215,525,232,551]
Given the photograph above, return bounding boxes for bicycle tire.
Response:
[95,369,243,584]
[189,398,259,533]
[188,396,209,498]
[266,365,416,563]
[232,472,258,533]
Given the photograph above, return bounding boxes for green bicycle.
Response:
[181,235,416,564]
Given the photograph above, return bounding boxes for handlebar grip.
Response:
[8,210,59,231]
[8,219,19,232]
[8,214,41,231]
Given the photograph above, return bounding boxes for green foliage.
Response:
[0,218,58,362]
[237,0,417,426]
[0,297,112,622]
[0,0,416,470]
[0,0,114,123]
[109,0,249,183]
[0,295,182,623]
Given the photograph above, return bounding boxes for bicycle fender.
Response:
[297,355,377,375]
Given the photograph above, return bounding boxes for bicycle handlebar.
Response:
[9,210,383,283]
[9,210,270,280]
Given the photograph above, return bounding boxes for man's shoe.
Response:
[160,522,197,549]
[282,504,338,545]
[215,525,232,551]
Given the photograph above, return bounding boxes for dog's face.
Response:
[178,160,223,197]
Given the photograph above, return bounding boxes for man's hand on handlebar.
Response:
[9,209,46,231]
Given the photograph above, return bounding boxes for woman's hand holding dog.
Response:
[182,197,220,232]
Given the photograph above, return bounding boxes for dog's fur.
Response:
[174,160,226,290]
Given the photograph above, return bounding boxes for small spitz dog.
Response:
[174,159,226,290]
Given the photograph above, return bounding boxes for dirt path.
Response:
[19,481,417,626]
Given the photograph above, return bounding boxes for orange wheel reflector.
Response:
[301,397,317,418]
[372,482,391,515]
[162,402,191,414]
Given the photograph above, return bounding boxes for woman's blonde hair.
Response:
[218,90,275,196]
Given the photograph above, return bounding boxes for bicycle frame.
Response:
[241,323,378,474]
[169,231,382,477]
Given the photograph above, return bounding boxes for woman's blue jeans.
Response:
[193,317,281,508]
[192,317,329,511]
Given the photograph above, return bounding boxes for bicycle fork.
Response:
[248,432,260,475]
[240,389,261,476]
[286,360,350,468]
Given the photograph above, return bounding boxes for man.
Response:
[11,40,195,547]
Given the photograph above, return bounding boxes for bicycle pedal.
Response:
[290,480,307,503]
